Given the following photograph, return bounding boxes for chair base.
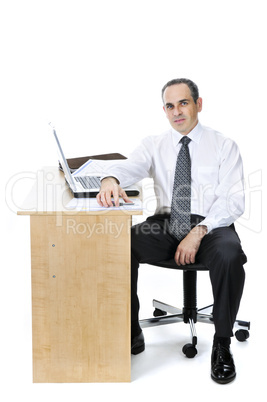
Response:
[140,300,250,358]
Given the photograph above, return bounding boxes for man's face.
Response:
[163,83,202,135]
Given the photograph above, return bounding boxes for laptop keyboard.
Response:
[74,176,101,189]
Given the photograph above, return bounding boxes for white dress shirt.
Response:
[106,122,245,233]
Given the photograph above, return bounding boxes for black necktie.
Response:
[169,136,191,240]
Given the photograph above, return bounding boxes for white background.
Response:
[1,0,266,400]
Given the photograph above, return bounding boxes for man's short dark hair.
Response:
[161,78,199,104]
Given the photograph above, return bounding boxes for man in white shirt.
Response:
[97,78,247,384]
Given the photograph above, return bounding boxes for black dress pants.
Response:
[131,214,247,339]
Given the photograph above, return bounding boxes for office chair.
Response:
[140,259,250,358]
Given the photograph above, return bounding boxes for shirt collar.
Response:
[171,122,203,147]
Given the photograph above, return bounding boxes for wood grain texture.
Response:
[30,214,131,382]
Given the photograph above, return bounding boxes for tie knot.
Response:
[180,136,191,146]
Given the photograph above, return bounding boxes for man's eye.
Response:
[166,104,173,109]
[181,101,188,106]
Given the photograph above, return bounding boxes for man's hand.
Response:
[96,177,131,207]
[174,225,207,266]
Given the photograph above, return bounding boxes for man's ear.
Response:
[197,97,203,113]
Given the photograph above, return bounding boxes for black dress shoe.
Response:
[211,343,236,384]
[131,331,145,355]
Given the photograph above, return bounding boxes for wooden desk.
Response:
[18,167,142,383]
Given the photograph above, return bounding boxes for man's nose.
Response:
[173,105,181,115]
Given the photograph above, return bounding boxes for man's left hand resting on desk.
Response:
[97,177,131,207]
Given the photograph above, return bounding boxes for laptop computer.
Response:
[51,124,140,198]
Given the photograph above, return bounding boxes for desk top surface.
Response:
[17,167,142,216]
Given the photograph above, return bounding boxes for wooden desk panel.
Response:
[18,167,142,382]
[30,214,131,382]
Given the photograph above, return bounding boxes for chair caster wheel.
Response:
[153,308,167,317]
[182,343,198,358]
[235,329,250,342]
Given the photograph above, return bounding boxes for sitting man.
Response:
[96,78,247,384]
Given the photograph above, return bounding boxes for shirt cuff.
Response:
[196,219,213,234]
[100,175,120,184]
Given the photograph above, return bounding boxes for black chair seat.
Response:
[151,259,208,271]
